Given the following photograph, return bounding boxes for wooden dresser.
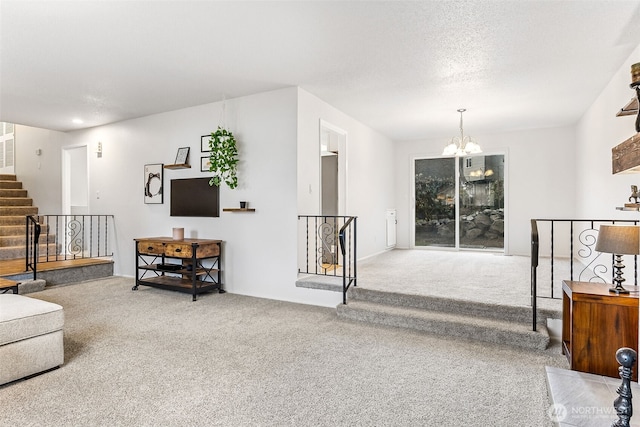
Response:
[562,280,638,380]
[133,237,223,301]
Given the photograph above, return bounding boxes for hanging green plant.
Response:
[208,126,238,189]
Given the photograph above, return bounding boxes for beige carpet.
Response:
[356,250,571,312]
[0,276,569,426]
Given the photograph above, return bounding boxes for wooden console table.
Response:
[562,280,638,380]
[133,237,223,301]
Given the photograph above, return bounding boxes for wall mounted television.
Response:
[170,177,219,217]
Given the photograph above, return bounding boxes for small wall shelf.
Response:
[164,164,191,170]
[617,97,639,117]
[222,208,256,212]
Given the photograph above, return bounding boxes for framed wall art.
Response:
[201,135,210,152]
[201,156,211,172]
[174,147,190,165]
[144,163,163,204]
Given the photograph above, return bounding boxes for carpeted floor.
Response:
[0,276,568,426]
[356,250,570,312]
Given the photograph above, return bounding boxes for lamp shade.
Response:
[595,225,640,255]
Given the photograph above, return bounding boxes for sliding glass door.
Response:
[415,154,505,250]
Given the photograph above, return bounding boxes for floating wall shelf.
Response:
[164,164,191,170]
[222,208,256,212]
[617,97,639,117]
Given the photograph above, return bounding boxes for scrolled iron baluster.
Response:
[577,228,597,259]
[578,227,608,283]
[316,220,336,270]
[66,218,83,256]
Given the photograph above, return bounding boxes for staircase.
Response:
[0,174,56,259]
[0,174,115,289]
[338,287,553,350]
[297,275,556,351]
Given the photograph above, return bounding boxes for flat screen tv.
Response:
[170,177,219,217]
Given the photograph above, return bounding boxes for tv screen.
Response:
[170,178,219,217]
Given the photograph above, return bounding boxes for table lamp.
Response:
[595,225,640,294]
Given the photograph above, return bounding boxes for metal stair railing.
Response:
[298,215,357,304]
[530,218,639,331]
[26,214,115,280]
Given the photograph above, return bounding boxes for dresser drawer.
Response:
[195,242,220,258]
[164,243,192,258]
[138,241,164,255]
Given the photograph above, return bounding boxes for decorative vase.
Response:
[172,227,184,240]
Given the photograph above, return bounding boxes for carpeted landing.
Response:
[1,276,568,427]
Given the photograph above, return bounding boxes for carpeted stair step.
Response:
[0,233,55,246]
[0,189,27,198]
[336,300,550,350]
[0,180,22,189]
[0,216,32,226]
[349,287,561,324]
[0,243,59,260]
[296,274,343,292]
[0,206,38,216]
[0,197,32,206]
[0,224,49,236]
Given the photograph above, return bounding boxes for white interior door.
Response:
[62,145,89,215]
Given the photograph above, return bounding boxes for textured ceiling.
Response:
[1,0,639,141]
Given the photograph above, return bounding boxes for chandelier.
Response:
[442,108,482,156]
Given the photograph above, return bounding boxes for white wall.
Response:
[14,125,65,213]
[57,87,342,306]
[393,125,577,256]
[576,43,640,219]
[297,88,396,260]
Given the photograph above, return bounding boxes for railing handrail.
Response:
[26,215,42,280]
[531,218,639,331]
[531,218,640,223]
[338,216,355,256]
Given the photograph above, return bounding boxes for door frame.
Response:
[319,119,347,216]
[409,150,509,253]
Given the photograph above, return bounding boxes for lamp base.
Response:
[610,284,631,294]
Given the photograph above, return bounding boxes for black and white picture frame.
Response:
[201,156,211,172]
[201,135,211,152]
[144,163,163,204]
[175,147,190,165]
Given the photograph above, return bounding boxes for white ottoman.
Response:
[0,294,64,385]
